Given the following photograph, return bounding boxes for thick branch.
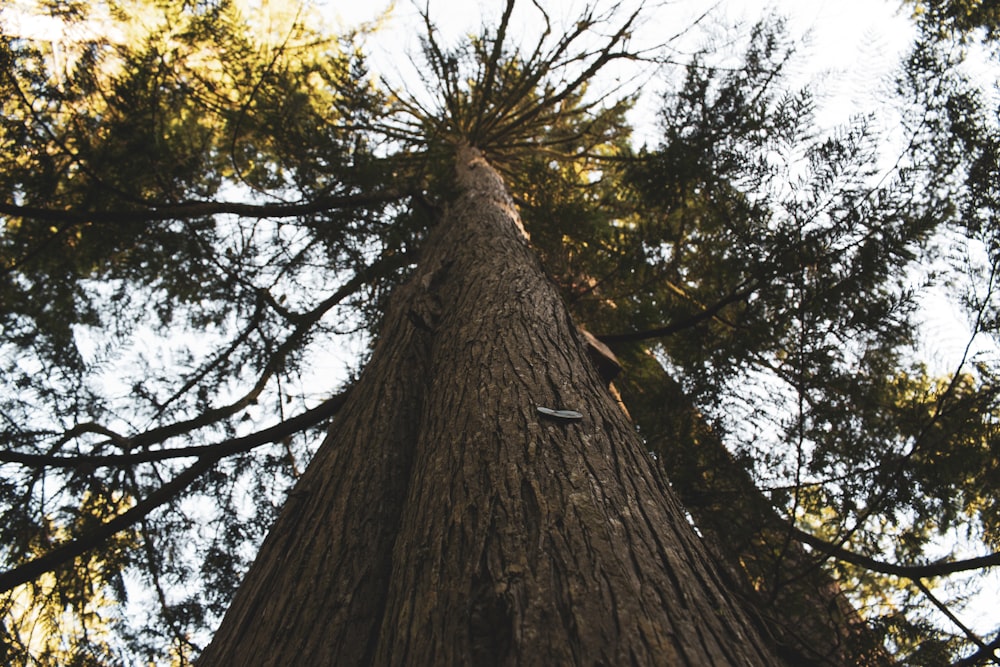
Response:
[0,456,213,594]
[790,525,1000,578]
[0,391,348,469]
[0,190,404,226]
[110,255,393,455]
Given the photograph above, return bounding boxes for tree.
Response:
[198,140,787,665]
[610,26,1000,665]
[904,0,1000,42]
[2,0,999,664]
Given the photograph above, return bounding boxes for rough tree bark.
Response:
[198,145,787,665]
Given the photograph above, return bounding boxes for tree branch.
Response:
[597,286,751,344]
[790,524,1000,578]
[0,190,405,227]
[0,191,410,278]
[0,390,348,469]
[0,390,348,593]
[951,633,1000,667]
[0,456,214,594]
[914,578,993,660]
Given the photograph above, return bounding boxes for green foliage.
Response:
[1,0,402,662]
[511,14,1000,664]
[605,24,1000,666]
[2,490,136,666]
[905,0,1000,42]
[2,0,999,664]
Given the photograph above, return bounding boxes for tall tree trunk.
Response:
[199,145,785,666]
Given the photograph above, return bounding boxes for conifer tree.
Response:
[2,1,998,664]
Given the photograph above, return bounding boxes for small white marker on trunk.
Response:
[536,406,583,421]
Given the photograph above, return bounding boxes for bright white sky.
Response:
[328,0,918,128]
[2,0,919,132]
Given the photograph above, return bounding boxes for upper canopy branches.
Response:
[380,0,666,166]
[0,0,399,219]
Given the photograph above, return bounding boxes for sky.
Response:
[6,0,983,407]
[1,0,920,134]
[328,0,919,128]
[323,0,997,372]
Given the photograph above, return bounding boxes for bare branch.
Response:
[0,190,405,228]
[471,0,517,139]
[1,249,403,468]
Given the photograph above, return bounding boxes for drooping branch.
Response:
[0,389,349,593]
[0,191,409,278]
[0,456,211,594]
[130,260,377,440]
[0,249,403,469]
